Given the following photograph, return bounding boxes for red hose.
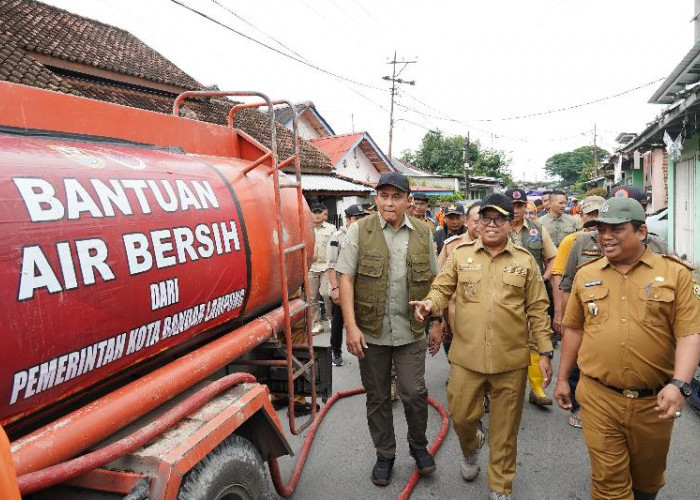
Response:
[15,373,256,495]
[268,387,450,500]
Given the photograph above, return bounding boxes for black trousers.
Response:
[330,302,344,356]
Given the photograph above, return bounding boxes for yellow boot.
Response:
[528,353,552,406]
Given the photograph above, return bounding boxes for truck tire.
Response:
[177,434,269,500]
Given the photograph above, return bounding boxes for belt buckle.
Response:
[623,389,639,399]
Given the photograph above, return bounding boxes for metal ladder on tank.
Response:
[173,91,317,435]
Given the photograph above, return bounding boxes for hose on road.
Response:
[268,386,450,499]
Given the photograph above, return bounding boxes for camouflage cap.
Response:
[580,195,606,214]
[595,197,645,225]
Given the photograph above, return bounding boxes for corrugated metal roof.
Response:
[301,174,372,193]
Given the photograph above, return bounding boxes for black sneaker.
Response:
[371,457,395,486]
[409,446,436,476]
[332,353,344,366]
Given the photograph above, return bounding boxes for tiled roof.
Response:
[309,132,365,166]
[0,0,200,89]
[271,102,311,126]
[62,76,331,172]
[0,33,76,94]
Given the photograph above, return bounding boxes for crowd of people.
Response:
[305,173,700,500]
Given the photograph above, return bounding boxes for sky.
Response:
[42,0,695,182]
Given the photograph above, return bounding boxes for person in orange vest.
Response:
[1,425,20,500]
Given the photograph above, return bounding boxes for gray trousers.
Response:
[359,337,429,459]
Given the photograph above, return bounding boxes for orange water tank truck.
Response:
[0,81,326,498]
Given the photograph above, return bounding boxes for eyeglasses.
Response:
[479,215,509,227]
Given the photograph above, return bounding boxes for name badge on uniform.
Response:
[584,280,602,287]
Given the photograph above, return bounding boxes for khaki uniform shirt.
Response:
[436,232,474,334]
[311,222,336,272]
[335,213,439,346]
[414,216,437,233]
[326,226,347,270]
[426,238,553,373]
[560,231,669,293]
[539,212,583,247]
[563,248,700,389]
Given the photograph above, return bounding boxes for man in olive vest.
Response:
[506,187,558,407]
[336,172,440,487]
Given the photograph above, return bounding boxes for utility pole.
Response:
[463,132,471,199]
[593,123,598,177]
[383,51,416,160]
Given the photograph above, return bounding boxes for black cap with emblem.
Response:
[505,188,528,204]
[445,202,465,215]
[479,193,514,219]
[376,172,410,193]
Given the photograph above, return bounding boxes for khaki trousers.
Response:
[578,375,674,499]
[448,364,527,494]
[308,270,331,326]
[358,338,429,458]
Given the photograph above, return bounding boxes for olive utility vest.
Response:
[516,219,545,273]
[354,215,432,338]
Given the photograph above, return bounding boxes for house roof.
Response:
[0,0,200,89]
[271,100,335,137]
[649,40,700,104]
[301,174,372,194]
[391,158,433,176]
[0,0,331,173]
[309,132,393,173]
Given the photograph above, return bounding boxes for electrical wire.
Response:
[169,0,385,91]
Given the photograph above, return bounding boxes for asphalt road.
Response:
[271,331,700,499]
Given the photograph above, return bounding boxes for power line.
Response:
[169,0,385,91]
[473,78,665,121]
[209,0,307,62]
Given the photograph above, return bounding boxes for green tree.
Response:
[400,130,512,184]
[544,146,609,187]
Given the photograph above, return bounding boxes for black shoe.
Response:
[332,352,344,366]
[371,457,395,486]
[271,398,289,410]
[409,446,436,476]
[288,402,320,416]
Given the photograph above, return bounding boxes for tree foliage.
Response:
[544,146,610,187]
[400,130,513,185]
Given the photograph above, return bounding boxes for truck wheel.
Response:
[178,434,269,500]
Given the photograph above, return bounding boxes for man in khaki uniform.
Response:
[308,202,336,334]
[555,198,700,500]
[506,187,558,406]
[539,190,582,246]
[412,192,437,232]
[412,193,553,500]
[436,201,481,355]
[337,172,440,486]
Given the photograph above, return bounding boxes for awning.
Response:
[301,174,372,195]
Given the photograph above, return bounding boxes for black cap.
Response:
[376,172,410,193]
[445,202,465,215]
[412,192,429,201]
[310,202,325,212]
[364,202,377,211]
[344,204,367,217]
[479,193,514,219]
[609,185,647,205]
[505,188,528,204]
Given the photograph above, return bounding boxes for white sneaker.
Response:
[460,428,485,481]
[489,491,512,500]
[311,323,323,335]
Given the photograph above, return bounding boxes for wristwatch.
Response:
[669,379,692,398]
[539,351,554,359]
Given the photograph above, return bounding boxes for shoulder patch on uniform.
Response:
[661,254,695,271]
[576,255,604,270]
[453,240,476,251]
[444,234,463,245]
